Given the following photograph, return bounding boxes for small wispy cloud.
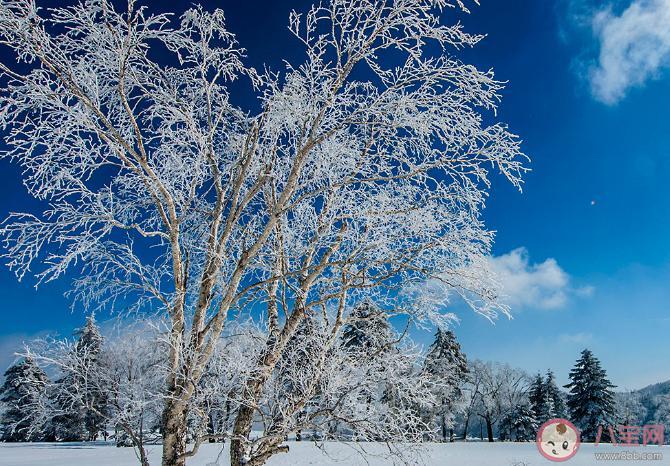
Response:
[590,0,670,104]
[488,248,590,311]
[562,0,670,104]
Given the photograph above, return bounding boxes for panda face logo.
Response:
[536,418,580,462]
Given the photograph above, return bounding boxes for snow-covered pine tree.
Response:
[499,403,538,442]
[75,314,103,355]
[50,315,108,441]
[0,357,49,442]
[651,394,670,444]
[341,302,393,356]
[269,315,324,442]
[545,369,566,419]
[565,349,616,441]
[74,314,108,440]
[422,329,469,442]
[616,390,646,426]
[340,302,397,438]
[529,373,551,424]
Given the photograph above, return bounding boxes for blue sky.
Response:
[1,0,670,390]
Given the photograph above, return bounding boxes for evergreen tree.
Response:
[75,314,104,356]
[499,403,538,442]
[340,302,396,438]
[0,357,49,442]
[48,375,85,441]
[275,315,323,441]
[565,349,616,441]
[529,373,551,424]
[422,329,469,442]
[545,369,567,419]
[341,301,393,355]
[615,391,646,426]
[50,315,108,441]
[75,314,108,440]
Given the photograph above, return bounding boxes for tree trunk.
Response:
[486,417,494,442]
[462,412,470,441]
[161,399,188,466]
[230,404,254,466]
[441,415,447,442]
[230,306,309,466]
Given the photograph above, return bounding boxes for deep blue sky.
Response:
[1,0,669,389]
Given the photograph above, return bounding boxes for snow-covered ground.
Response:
[1,442,668,466]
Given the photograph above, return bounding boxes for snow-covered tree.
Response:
[650,394,670,444]
[0,357,49,442]
[48,315,108,441]
[0,0,526,464]
[76,315,108,440]
[341,302,394,356]
[615,390,646,426]
[195,322,263,450]
[422,329,468,442]
[565,349,616,442]
[267,315,325,443]
[499,403,537,442]
[467,360,529,442]
[253,313,439,462]
[319,330,438,448]
[545,369,566,419]
[19,325,162,463]
[529,373,551,424]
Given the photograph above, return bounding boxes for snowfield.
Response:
[1,442,668,466]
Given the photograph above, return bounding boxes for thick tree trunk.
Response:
[230,305,309,466]
[486,417,494,443]
[161,399,188,466]
[230,404,254,466]
[441,415,447,442]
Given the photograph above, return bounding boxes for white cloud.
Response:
[589,0,670,104]
[489,248,584,311]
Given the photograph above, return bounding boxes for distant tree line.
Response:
[1,310,668,454]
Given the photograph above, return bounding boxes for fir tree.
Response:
[565,349,616,441]
[0,357,49,442]
[50,315,108,441]
[341,301,393,356]
[529,373,551,424]
[499,403,538,442]
[422,329,469,442]
[545,369,567,419]
[75,314,108,440]
[75,314,103,356]
[340,302,396,438]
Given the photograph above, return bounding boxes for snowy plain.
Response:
[1,442,668,466]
